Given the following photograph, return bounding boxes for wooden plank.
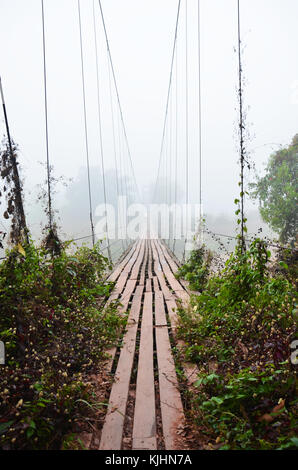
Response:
[123,240,142,273]
[139,241,148,286]
[112,272,128,296]
[153,239,184,293]
[151,241,174,300]
[110,241,141,296]
[104,279,136,373]
[175,289,190,304]
[130,240,145,280]
[154,271,173,300]
[166,299,179,330]
[99,286,144,450]
[154,291,185,450]
[154,290,167,327]
[112,241,140,292]
[153,241,190,303]
[146,240,153,284]
[147,240,153,278]
[103,241,144,372]
[145,278,152,292]
[153,276,159,292]
[132,292,156,450]
[104,291,119,308]
[119,280,137,313]
[156,239,179,272]
[108,241,137,283]
[103,240,145,375]
[133,437,156,450]
[157,239,191,292]
[166,300,199,386]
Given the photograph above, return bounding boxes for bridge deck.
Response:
[99,239,190,450]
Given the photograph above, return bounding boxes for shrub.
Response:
[176,246,212,292]
[0,241,123,449]
[177,238,297,449]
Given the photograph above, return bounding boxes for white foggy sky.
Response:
[0,0,297,225]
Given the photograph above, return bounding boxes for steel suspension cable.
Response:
[92,0,111,261]
[185,0,189,208]
[183,0,189,261]
[117,108,126,250]
[119,122,129,248]
[173,46,179,253]
[108,52,129,249]
[123,123,133,245]
[197,0,203,243]
[165,114,168,205]
[107,52,121,231]
[41,0,53,231]
[237,0,245,252]
[169,90,173,208]
[77,0,95,247]
[168,89,173,246]
[97,0,140,201]
[153,0,181,203]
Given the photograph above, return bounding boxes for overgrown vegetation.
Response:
[0,241,123,450]
[0,140,28,247]
[250,134,298,245]
[177,239,297,450]
[176,246,212,292]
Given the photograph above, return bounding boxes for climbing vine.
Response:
[0,139,28,247]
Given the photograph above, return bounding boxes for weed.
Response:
[0,241,123,450]
[177,238,297,449]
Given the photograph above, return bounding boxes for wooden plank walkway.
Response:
[99,239,190,450]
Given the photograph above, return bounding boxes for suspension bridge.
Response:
[0,0,249,451]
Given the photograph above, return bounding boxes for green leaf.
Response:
[279,261,288,270]
[206,373,219,382]
[29,420,36,429]
[290,437,298,447]
[26,427,35,439]
[210,396,224,405]
[0,421,14,435]
[194,378,203,387]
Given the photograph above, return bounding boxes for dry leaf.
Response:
[258,413,274,423]
[258,399,286,423]
[17,244,26,257]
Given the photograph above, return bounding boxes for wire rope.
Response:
[93,0,111,261]
[77,0,95,246]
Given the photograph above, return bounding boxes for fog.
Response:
[0,0,297,257]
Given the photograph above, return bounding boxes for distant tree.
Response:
[250,134,298,245]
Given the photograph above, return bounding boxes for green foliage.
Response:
[0,241,123,450]
[250,134,298,244]
[193,367,297,450]
[177,238,297,450]
[176,246,212,292]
